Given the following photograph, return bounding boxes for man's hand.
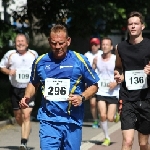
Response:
[68,94,82,107]
[109,82,118,90]
[9,69,16,76]
[19,97,30,109]
[144,61,150,75]
[114,70,124,83]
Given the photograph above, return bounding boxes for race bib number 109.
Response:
[44,78,70,101]
[16,69,31,83]
[125,70,148,90]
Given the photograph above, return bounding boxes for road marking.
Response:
[80,122,121,150]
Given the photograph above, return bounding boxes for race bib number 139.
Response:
[125,70,148,90]
[44,78,70,101]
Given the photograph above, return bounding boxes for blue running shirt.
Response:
[30,50,99,126]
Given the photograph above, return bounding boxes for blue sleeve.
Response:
[30,59,40,84]
[80,55,100,87]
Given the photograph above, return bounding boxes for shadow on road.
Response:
[82,140,116,145]
[0,146,35,150]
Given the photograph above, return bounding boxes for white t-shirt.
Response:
[85,50,103,74]
[84,50,103,66]
[96,54,120,97]
[0,49,38,88]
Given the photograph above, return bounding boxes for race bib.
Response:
[99,76,110,92]
[125,70,148,90]
[16,69,31,83]
[44,78,70,101]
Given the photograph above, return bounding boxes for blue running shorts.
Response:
[39,120,82,150]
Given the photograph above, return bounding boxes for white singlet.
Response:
[96,54,120,96]
[0,49,38,88]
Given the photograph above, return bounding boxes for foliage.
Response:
[0,20,16,49]
[11,0,150,38]
[0,98,13,120]
[0,74,13,120]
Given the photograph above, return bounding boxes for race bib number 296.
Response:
[125,70,148,90]
[44,78,70,101]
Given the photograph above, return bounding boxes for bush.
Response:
[0,75,13,120]
[0,98,13,120]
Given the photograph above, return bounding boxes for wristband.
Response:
[80,95,86,102]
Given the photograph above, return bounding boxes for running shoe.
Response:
[114,112,120,123]
[101,138,111,146]
[92,120,99,128]
[19,144,29,150]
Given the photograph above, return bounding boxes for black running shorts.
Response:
[96,95,118,104]
[120,99,150,135]
[10,86,35,110]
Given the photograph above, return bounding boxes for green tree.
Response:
[2,0,150,47]
[0,20,16,49]
[0,0,16,49]
[25,0,150,37]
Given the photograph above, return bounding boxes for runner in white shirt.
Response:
[92,37,120,146]
[0,33,38,150]
[85,38,102,128]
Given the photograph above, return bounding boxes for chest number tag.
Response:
[44,78,70,101]
[16,69,31,83]
[125,70,148,90]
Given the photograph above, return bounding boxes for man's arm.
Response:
[92,57,97,70]
[114,46,124,83]
[24,83,39,99]
[68,83,98,107]
[81,83,98,100]
[19,83,39,108]
[0,67,16,76]
[115,46,122,74]
[1,67,10,75]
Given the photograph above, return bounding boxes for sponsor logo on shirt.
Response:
[45,65,50,70]
[60,66,73,69]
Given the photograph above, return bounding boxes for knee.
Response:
[123,137,133,147]
[15,115,21,123]
[100,114,107,121]
[90,103,96,109]
[22,113,31,122]
[139,141,148,149]
[15,114,22,125]
[107,116,114,122]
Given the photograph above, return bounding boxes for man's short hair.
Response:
[50,24,68,38]
[127,11,144,24]
[101,37,113,46]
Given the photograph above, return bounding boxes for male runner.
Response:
[0,33,38,150]
[93,37,120,146]
[19,24,99,150]
[115,11,150,150]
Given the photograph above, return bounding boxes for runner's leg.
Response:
[90,97,98,128]
[138,133,150,150]
[122,129,134,150]
[107,103,117,122]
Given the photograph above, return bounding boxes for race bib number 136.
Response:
[125,70,148,90]
[44,78,70,101]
